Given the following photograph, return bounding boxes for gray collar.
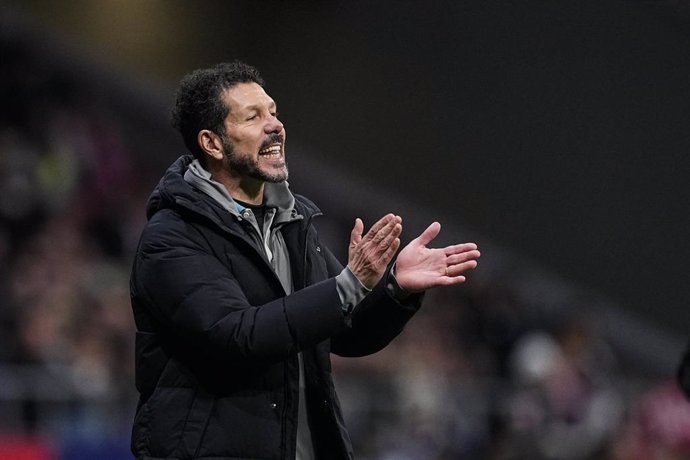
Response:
[183,159,299,223]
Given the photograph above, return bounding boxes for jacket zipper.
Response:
[282,209,322,459]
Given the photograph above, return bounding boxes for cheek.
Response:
[247,133,265,151]
[234,137,260,154]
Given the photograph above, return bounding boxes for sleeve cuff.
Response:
[336,266,371,315]
[385,263,413,301]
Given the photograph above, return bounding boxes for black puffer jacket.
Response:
[130,156,422,459]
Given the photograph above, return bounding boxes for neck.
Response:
[207,164,264,205]
[229,179,264,205]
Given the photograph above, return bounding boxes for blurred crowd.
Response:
[2,26,690,460]
[333,280,690,460]
[1,29,145,459]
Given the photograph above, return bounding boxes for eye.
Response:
[246,114,257,121]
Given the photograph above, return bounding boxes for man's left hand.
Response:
[394,222,480,292]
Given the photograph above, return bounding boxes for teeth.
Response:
[259,144,282,155]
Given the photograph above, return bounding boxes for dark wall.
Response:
[237,1,690,335]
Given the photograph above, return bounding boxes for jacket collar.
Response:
[147,155,315,227]
[182,158,299,226]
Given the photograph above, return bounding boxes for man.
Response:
[130,61,480,460]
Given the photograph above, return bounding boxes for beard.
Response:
[220,133,288,183]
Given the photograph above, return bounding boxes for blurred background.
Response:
[1,1,690,459]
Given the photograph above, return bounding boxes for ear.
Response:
[197,130,224,161]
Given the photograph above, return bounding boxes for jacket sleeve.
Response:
[322,247,424,358]
[131,213,349,364]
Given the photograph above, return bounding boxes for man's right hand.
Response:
[347,214,402,289]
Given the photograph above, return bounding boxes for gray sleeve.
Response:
[335,266,371,315]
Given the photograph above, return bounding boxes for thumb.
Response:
[414,221,441,247]
[349,218,364,248]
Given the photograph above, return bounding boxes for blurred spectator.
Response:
[503,319,624,460]
[607,380,690,460]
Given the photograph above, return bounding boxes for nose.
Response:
[265,115,284,134]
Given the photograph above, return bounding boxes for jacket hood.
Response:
[146,155,197,219]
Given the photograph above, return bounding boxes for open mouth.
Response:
[258,143,282,159]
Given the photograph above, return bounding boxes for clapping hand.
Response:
[394,222,480,292]
[347,214,402,289]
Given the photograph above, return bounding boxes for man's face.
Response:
[219,82,287,183]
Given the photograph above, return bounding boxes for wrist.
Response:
[386,264,413,300]
[336,267,371,315]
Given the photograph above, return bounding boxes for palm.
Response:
[394,222,480,292]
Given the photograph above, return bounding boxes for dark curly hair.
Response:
[171,61,265,161]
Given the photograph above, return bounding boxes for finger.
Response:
[442,275,467,286]
[376,222,402,248]
[370,217,398,244]
[349,218,364,248]
[366,214,395,237]
[363,222,401,261]
[443,242,479,256]
[446,249,481,265]
[379,237,401,265]
[446,259,478,277]
[414,222,441,247]
[375,224,402,256]
[364,214,400,244]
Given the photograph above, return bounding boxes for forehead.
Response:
[222,82,275,113]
